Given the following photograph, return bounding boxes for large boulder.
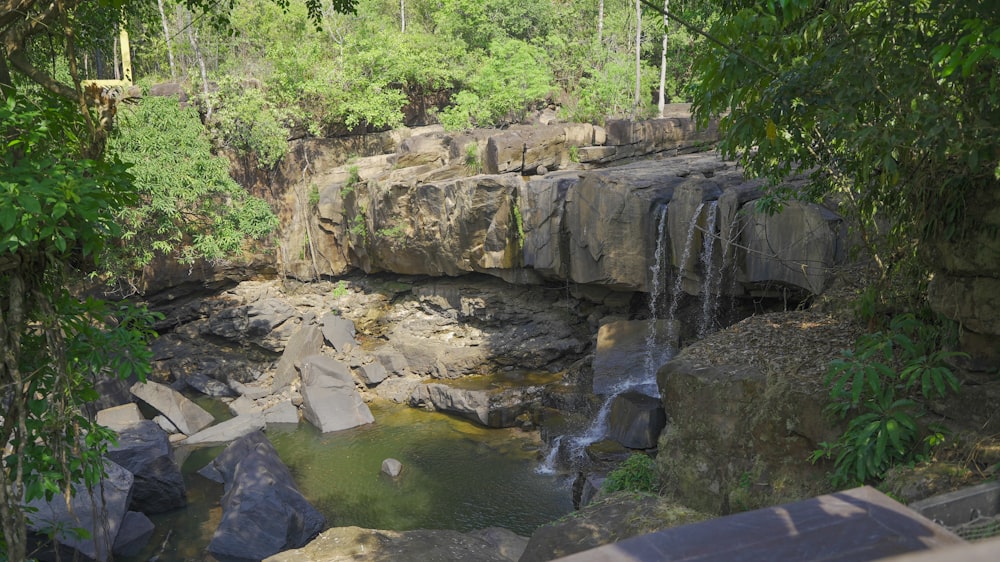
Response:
[299,355,375,433]
[130,380,215,435]
[739,200,846,295]
[203,432,326,561]
[26,460,134,562]
[264,526,521,562]
[409,382,545,428]
[271,323,325,390]
[183,412,266,446]
[320,312,358,352]
[606,391,666,450]
[113,511,156,558]
[519,491,709,562]
[204,298,297,352]
[96,403,145,431]
[605,116,719,155]
[364,174,525,276]
[484,124,593,174]
[105,420,186,514]
[655,310,860,515]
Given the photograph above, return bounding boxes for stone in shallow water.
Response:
[381,458,403,477]
[131,380,215,435]
[204,431,326,561]
[300,355,374,433]
[106,420,186,514]
[607,390,666,450]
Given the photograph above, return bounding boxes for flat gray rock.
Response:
[96,403,145,431]
[131,380,215,435]
[184,412,266,446]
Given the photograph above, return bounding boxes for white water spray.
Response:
[698,201,720,338]
[665,202,705,344]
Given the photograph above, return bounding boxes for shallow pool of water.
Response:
[131,401,574,561]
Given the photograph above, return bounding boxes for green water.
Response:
[132,402,573,561]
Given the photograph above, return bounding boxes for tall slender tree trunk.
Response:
[113,29,120,81]
[598,0,604,43]
[658,0,669,117]
[634,0,642,114]
[158,0,176,78]
[0,272,28,562]
[400,0,406,32]
[186,10,211,118]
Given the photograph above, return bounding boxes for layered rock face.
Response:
[224,110,846,304]
[926,184,1000,369]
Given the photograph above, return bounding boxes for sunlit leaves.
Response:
[692,0,1000,280]
[0,94,132,264]
[105,95,279,283]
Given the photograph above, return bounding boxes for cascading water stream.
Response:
[535,436,563,475]
[644,205,671,378]
[562,203,706,466]
[698,201,720,338]
[665,202,705,345]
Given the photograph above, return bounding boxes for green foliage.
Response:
[463,143,482,174]
[568,145,579,163]
[602,453,658,494]
[350,206,368,243]
[346,166,361,189]
[209,78,290,168]
[309,184,321,208]
[438,38,555,129]
[812,314,966,487]
[512,202,524,251]
[330,280,350,298]
[377,224,406,240]
[1,92,160,560]
[691,1,1000,289]
[1,94,132,261]
[105,96,278,287]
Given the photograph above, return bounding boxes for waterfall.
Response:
[643,205,670,379]
[698,201,720,338]
[562,202,708,466]
[665,201,705,345]
[535,436,563,475]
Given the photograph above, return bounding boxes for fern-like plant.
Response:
[812,314,965,487]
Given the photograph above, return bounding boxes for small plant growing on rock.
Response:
[602,453,658,494]
[464,143,482,174]
[811,314,966,487]
[569,145,580,163]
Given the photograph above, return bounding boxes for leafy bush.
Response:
[208,78,289,168]
[602,453,658,494]
[106,96,279,288]
[812,314,966,487]
[439,38,554,130]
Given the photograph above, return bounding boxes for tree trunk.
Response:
[186,9,211,118]
[634,0,642,114]
[598,0,604,43]
[0,271,28,562]
[113,29,120,81]
[400,0,406,33]
[658,0,669,117]
[157,0,176,78]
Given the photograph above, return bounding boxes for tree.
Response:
[690,0,1000,296]
[0,1,356,558]
[657,0,668,116]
